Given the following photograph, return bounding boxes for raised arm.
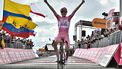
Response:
[44,0,59,18]
[69,0,85,19]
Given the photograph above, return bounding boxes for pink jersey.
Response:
[55,15,71,47]
[58,17,70,34]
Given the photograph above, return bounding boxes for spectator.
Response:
[4,35,11,48]
[45,45,48,51]
[0,31,2,48]
[29,39,34,49]
[26,39,30,49]
[80,39,84,48]
[0,31,5,49]
[77,40,81,48]
[103,29,109,37]
[86,35,91,49]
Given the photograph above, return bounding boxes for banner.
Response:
[114,43,122,65]
[0,48,36,64]
[92,18,110,28]
[0,0,4,21]
[114,44,121,65]
[73,44,119,67]
[99,45,119,67]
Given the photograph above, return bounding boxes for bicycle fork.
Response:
[59,45,65,64]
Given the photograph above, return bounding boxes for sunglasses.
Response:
[61,10,67,13]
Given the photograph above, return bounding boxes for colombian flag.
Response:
[23,20,38,30]
[3,23,35,38]
[3,0,37,30]
[1,0,45,38]
[4,0,45,17]
[3,0,31,21]
[3,10,31,20]
[6,15,37,30]
[4,0,31,17]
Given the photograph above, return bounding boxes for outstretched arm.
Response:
[44,0,59,18]
[69,0,85,19]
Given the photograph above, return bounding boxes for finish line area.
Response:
[0,0,121,69]
[0,55,117,69]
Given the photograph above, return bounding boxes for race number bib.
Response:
[59,19,69,28]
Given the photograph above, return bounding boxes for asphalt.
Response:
[0,55,119,69]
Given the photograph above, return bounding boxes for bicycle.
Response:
[52,38,69,65]
[59,40,65,64]
[57,38,69,65]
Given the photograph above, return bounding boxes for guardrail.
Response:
[73,44,119,67]
[0,48,36,64]
[91,31,122,48]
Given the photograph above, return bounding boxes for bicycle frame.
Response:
[59,41,66,64]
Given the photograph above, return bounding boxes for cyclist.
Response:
[44,0,85,62]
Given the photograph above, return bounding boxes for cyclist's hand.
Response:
[82,0,85,3]
[45,15,48,17]
[44,0,48,3]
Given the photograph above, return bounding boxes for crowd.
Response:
[76,11,120,49]
[0,30,34,49]
[77,28,118,49]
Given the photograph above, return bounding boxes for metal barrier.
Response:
[91,30,122,48]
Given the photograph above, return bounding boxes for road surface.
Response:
[0,55,118,69]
